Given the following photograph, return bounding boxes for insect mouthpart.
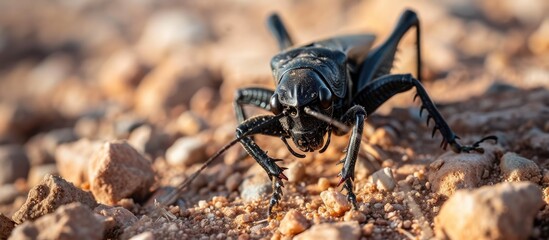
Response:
[293,130,324,152]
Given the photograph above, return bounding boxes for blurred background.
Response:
[0,0,547,143]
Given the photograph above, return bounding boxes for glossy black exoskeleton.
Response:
[160,9,496,216]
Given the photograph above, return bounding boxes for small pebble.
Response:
[317,177,331,191]
[343,210,366,223]
[370,167,396,191]
[375,218,387,225]
[392,204,405,211]
[95,205,138,238]
[129,231,154,240]
[176,111,207,136]
[166,137,206,167]
[198,200,208,208]
[286,161,305,183]
[373,203,383,209]
[320,189,351,217]
[425,181,431,190]
[278,209,310,235]
[383,203,394,212]
[362,223,374,236]
[500,152,541,183]
[413,170,424,180]
[235,214,252,225]
[402,220,412,229]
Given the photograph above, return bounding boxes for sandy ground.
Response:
[0,0,548,239]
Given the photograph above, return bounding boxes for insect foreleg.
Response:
[159,114,284,206]
[235,115,289,216]
[337,105,366,210]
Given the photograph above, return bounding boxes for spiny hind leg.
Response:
[235,115,289,216]
[353,73,496,153]
[336,105,366,210]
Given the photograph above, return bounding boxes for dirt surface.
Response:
[0,0,548,239]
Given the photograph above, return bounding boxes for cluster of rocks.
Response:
[0,139,157,239]
[427,146,546,239]
[266,147,547,239]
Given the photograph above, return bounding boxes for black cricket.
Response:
[160,9,496,216]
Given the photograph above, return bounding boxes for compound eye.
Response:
[270,94,283,115]
[319,87,333,109]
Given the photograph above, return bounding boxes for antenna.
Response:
[157,113,285,206]
[304,107,351,133]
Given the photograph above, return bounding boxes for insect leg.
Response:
[235,115,290,216]
[337,105,366,210]
[353,73,495,153]
[158,114,285,207]
[355,9,421,91]
[266,13,294,51]
[234,87,274,123]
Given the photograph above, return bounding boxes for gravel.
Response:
[320,189,351,217]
